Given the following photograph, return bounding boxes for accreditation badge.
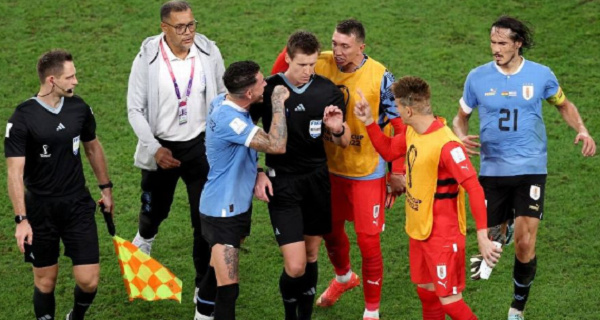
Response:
[309,120,322,138]
[178,100,188,125]
[72,135,80,155]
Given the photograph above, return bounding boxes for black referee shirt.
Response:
[251,74,345,174]
[4,96,96,197]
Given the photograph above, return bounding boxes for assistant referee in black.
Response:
[5,49,113,320]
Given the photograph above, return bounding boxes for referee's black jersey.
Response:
[4,96,96,197]
[251,74,345,174]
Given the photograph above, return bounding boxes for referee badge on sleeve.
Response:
[73,136,80,155]
[5,123,12,138]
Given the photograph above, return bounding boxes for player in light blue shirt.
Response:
[453,16,595,320]
[198,61,289,320]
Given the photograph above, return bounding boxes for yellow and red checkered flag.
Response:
[100,205,182,302]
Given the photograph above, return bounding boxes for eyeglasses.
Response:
[162,20,198,35]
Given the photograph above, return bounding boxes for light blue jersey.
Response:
[200,94,259,217]
[460,59,561,176]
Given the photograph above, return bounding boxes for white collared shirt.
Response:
[156,39,207,141]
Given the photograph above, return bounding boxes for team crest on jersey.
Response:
[73,136,80,155]
[522,84,534,100]
[309,120,322,138]
[437,264,447,280]
[530,185,541,200]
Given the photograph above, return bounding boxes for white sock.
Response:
[335,270,353,283]
[363,308,379,319]
[508,307,523,316]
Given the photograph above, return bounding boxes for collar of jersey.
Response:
[33,96,64,114]
[222,99,248,113]
[494,56,525,76]
[162,35,198,61]
[337,53,368,73]
[277,73,315,94]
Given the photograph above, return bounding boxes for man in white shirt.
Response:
[126,1,225,318]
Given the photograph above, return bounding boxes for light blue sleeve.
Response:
[214,109,259,147]
[379,70,399,123]
[461,70,479,110]
[543,67,561,100]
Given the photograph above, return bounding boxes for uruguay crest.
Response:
[522,84,534,101]
[437,264,447,280]
[530,185,541,200]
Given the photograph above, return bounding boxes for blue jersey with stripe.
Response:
[461,59,560,176]
[200,94,259,217]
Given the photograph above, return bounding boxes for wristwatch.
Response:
[98,181,113,190]
[14,215,28,224]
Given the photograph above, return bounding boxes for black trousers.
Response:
[138,133,210,286]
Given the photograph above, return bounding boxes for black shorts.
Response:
[200,207,252,248]
[267,165,332,246]
[479,174,546,227]
[24,190,99,268]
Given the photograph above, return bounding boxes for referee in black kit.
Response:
[251,31,349,320]
[5,49,113,320]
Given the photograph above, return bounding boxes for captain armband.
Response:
[546,87,566,106]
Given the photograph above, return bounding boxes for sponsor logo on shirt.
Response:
[294,104,306,112]
[56,122,65,131]
[484,88,497,96]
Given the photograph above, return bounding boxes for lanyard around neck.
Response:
[159,39,195,103]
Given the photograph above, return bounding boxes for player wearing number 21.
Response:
[453,16,595,320]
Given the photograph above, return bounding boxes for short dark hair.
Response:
[223,61,261,96]
[286,30,320,59]
[392,76,432,115]
[491,16,534,55]
[37,49,73,84]
[160,0,192,21]
[336,19,365,43]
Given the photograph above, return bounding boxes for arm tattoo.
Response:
[223,246,239,281]
[249,88,287,153]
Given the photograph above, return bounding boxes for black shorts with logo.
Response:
[24,189,99,268]
[267,164,332,246]
[479,174,547,227]
[200,207,252,248]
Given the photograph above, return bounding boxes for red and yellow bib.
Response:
[316,51,392,177]
[404,121,467,240]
